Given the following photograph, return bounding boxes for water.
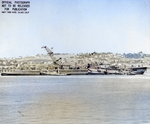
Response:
[0,73,150,124]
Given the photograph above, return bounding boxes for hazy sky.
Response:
[0,0,150,58]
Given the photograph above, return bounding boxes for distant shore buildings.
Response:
[0,52,150,73]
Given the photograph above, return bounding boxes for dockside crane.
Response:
[41,46,62,73]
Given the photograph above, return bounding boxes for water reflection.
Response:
[0,76,150,124]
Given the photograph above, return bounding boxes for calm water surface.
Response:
[0,73,150,124]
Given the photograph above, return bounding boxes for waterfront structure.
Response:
[0,51,150,75]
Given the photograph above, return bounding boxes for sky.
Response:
[0,0,150,58]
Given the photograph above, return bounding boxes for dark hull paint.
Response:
[88,72,104,75]
[130,67,147,75]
